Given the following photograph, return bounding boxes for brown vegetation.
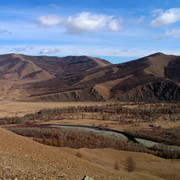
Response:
[0,102,179,160]
[0,52,180,179]
[5,125,180,160]
[1,102,180,142]
[0,127,179,179]
[0,53,180,102]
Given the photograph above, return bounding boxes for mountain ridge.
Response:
[0,52,180,102]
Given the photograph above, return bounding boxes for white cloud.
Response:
[36,15,62,27]
[153,28,180,39]
[64,12,122,34]
[39,48,60,54]
[134,16,145,24]
[107,18,123,31]
[150,8,180,27]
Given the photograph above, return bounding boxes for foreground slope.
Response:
[0,52,180,102]
[0,127,179,179]
[0,127,117,179]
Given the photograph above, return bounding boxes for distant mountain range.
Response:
[0,52,180,102]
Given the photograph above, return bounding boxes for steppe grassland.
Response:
[0,101,109,117]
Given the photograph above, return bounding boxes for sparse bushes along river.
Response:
[6,126,180,159]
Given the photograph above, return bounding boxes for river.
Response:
[34,124,180,151]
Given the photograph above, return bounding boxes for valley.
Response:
[0,53,180,179]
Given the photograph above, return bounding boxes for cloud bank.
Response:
[64,12,122,34]
[36,12,122,34]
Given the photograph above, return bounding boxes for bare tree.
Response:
[126,156,136,172]
[76,151,82,158]
[114,160,120,170]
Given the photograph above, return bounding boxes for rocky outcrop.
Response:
[32,87,104,102]
[82,176,94,180]
[118,80,180,102]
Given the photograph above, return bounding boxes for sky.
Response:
[0,0,180,63]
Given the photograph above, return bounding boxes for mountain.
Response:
[0,52,180,102]
[0,53,111,101]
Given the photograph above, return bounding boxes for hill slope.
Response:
[0,52,180,102]
[0,53,110,101]
[0,127,179,179]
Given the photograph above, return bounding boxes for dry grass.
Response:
[94,76,133,100]
[0,127,179,180]
[0,101,180,178]
[79,69,110,83]
[0,127,121,179]
[0,101,109,117]
[144,53,174,77]
[63,148,180,180]
[87,57,111,67]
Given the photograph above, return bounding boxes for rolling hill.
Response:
[0,52,180,102]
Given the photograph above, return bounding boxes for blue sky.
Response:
[0,0,180,63]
